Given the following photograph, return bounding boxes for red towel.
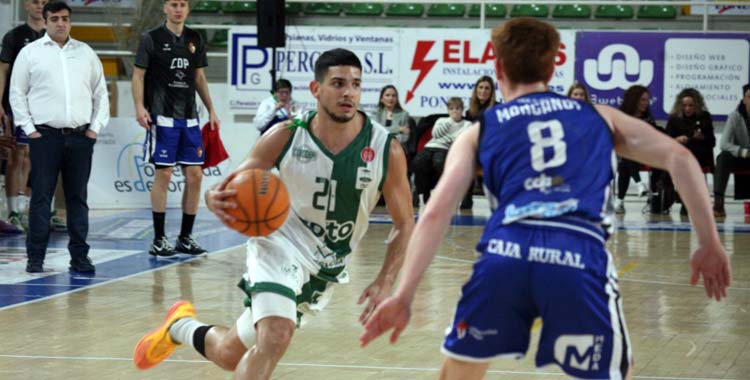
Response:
[201,122,229,169]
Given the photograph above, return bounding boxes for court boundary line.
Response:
[0,245,244,312]
[0,354,746,380]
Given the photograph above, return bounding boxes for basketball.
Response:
[223,169,290,236]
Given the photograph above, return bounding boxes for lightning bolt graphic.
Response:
[405,40,437,104]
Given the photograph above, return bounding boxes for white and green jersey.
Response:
[272,111,392,282]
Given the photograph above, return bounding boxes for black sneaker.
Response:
[149,236,176,257]
[175,235,207,256]
[26,262,44,273]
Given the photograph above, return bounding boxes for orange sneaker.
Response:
[133,300,196,370]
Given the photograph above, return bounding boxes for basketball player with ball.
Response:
[133,48,416,380]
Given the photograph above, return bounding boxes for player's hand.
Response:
[690,243,731,301]
[360,296,411,348]
[205,185,237,223]
[676,135,689,144]
[357,277,393,325]
[136,106,152,129]
[208,111,220,131]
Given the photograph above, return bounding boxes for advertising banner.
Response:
[67,0,135,7]
[228,26,399,115]
[398,29,575,115]
[690,1,750,15]
[88,118,230,209]
[575,31,749,119]
[228,26,575,117]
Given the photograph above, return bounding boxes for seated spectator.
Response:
[614,85,655,213]
[371,85,410,145]
[666,88,716,215]
[252,79,301,135]
[713,83,750,217]
[567,82,591,103]
[465,75,497,121]
[413,97,471,205]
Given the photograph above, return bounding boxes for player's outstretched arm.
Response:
[205,122,292,223]
[360,123,480,347]
[598,105,731,301]
[358,139,415,324]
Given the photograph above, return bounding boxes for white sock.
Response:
[8,196,18,213]
[18,194,29,212]
[169,317,208,346]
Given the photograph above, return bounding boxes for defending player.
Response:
[361,18,731,380]
[133,48,415,379]
[132,0,219,257]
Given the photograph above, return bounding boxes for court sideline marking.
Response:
[0,354,745,380]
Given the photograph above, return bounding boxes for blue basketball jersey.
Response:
[477,91,615,248]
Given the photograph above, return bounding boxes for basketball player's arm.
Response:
[358,139,415,324]
[195,68,220,130]
[205,121,293,222]
[598,105,731,301]
[360,124,479,347]
[0,62,9,128]
[131,67,151,129]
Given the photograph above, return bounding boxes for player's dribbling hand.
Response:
[205,182,238,223]
[360,296,411,348]
[690,244,731,301]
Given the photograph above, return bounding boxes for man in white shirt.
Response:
[251,79,301,135]
[9,1,109,273]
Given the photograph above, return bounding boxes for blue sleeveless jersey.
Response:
[477,92,615,249]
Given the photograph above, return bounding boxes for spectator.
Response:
[371,85,410,145]
[666,88,716,215]
[614,85,653,213]
[9,1,109,273]
[413,97,471,204]
[713,83,750,217]
[566,82,591,103]
[465,75,497,121]
[252,79,301,135]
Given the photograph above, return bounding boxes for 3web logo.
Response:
[583,44,653,90]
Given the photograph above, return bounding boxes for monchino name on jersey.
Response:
[495,97,582,123]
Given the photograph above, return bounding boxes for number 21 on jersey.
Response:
[527,120,567,172]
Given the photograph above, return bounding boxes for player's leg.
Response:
[233,298,296,380]
[439,358,489,380]
[149,121,179,256]
[532,228,632,380]
[5,141,29,230]
[174,120,206,254]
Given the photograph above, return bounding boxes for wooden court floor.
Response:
[0,202,748,380]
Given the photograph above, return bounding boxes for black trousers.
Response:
[714,151,750,198]
[413,147,448,203]
[26,127,95,267]
[617,158,643,199]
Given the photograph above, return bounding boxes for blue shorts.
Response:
[443,222,631,379]
[148,115,204,166]
[15,127,28,145]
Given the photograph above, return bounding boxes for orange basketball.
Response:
[223,169,290,236]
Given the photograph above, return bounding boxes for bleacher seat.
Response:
[343,3,383,16]
[186,22,208,43]
[595,5,634,19]
[286,2,303,15]
[304,3,342,15]
[427,4,466,17]
[193,1,222,13]
[210,25,230,48]
[223,1,256,14]
[511,4,549,18]
[385,3,425,17]
[468,4,507,18]
[638,5,677,19]
[552,4,591,18]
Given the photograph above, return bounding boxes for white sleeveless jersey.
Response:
[271,111,393,281]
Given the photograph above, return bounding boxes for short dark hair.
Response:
[43,1,72,21]
[313,48,362,82]
[274,79,292,93]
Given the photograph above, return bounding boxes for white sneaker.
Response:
[637,182,648,197]
[614,199,625,214]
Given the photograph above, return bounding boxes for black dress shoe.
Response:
[26,262,44,273]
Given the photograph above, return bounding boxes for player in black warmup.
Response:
[132,0,220,256]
